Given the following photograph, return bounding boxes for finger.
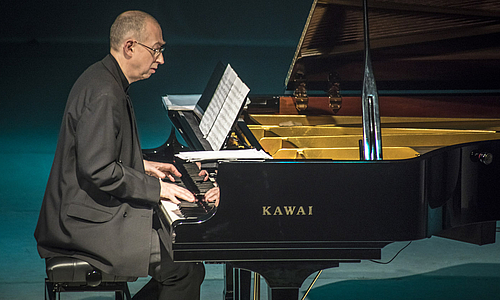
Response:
[167,165,182,177]
[204,189,213,202]
[204,188,220,207]
[204,194,214,202]
[204,187,219,202]
[161,181,195,202]
[173,187,196,202]
[207,194,218,202]
[166,173,176,182]
[155,163,182,178]
[147,167,165,179]
[179,192,196,202]
[198,170,209,181]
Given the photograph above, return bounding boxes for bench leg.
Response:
[45,280,57,300]
[115,282,132,300]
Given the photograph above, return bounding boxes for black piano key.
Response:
[174,161,201,194]
[198,182,215,193]
[166,161,217,220]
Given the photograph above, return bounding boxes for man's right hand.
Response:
[160,181,195,204]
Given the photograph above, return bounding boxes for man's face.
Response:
[129,21,165,82]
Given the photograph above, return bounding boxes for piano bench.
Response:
[44,257,137,300]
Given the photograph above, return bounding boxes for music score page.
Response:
[198,64,250,150]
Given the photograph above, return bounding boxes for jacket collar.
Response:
[102,54,130,94]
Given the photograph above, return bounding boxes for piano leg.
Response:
[224,264,234,300]
[229,261,341,300]
[238,269,251,300]
[269,288,300,300]
[224,264,252,300]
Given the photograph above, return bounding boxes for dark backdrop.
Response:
[0,0,311,150]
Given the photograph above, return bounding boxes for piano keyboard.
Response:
[159,162,216,224]
[173,161,216,197]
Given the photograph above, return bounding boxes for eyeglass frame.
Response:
[134,41,165,57]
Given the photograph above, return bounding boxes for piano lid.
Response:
[285,0,500,92]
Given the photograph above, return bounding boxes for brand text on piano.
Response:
[262,206,313,216]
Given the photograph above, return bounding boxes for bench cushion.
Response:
[46,257,137,283]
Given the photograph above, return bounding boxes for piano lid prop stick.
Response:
[361,0,383,160]
[253,273,260,300]
[301,270,323,300]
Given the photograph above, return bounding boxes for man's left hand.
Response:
[143,160,181,182]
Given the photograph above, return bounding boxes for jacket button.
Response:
[123,212,128,217]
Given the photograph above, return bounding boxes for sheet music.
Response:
[176,148,272,162]
[198,64,249,150]
[162,94,201,111]
[199,65,235,136]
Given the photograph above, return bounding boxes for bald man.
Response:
[35,11,208,299]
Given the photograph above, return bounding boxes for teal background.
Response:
[1,1,500,299]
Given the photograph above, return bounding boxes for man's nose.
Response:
[156,52,165,65]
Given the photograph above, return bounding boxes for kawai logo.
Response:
[262,206,313,216]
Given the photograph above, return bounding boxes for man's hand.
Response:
[198,169,210,181]
[144,160,181,182]
[204,186,220,206]
[160,181,195,204]
[194,162,210,181]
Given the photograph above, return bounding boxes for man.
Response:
[35,10,215,299]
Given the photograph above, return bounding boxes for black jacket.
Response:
[35,54,160,277]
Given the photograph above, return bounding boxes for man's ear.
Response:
[123,40,135,58]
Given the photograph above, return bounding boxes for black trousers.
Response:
[133,223,205,300]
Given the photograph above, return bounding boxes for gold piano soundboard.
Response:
[246,114,500,160]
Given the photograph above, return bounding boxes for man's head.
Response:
[110,11,165,83]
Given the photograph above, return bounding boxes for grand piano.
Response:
[144,1,500,299]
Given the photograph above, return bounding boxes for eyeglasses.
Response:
[135,41,165,57]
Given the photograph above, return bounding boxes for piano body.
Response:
[145,1,500,299]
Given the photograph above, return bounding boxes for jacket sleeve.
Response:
[74,91,160,206]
